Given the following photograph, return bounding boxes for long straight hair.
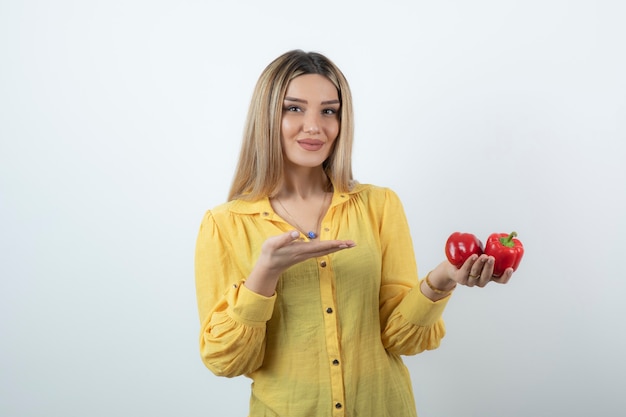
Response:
[228,50,355,201]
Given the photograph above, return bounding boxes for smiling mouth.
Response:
[297,139,325,151]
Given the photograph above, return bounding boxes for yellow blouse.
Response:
[195,183,451,417]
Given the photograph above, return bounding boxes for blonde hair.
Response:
[228,50,355,201]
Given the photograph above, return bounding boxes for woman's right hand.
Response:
[244,230,356,297]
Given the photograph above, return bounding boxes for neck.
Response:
[276,166,330,200]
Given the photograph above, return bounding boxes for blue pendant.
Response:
[307,231,317,239]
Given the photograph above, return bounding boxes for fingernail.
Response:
[290,231,300,239]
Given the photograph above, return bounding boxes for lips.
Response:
[297,139,325,151]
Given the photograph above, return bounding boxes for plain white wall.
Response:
[1,1,625,416]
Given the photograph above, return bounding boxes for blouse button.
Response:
[324,227,330,232]
[320,260,327,268]
[262,212,269,216]
[335,402,343,409]
[326,307,333,314]
[332,359,340,366]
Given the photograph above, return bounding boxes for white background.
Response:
[1,1,625,416]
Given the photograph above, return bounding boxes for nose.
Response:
[303,113,321,134]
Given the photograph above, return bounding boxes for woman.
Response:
[195,50,514,417]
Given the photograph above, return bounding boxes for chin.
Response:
[285,154,329,169]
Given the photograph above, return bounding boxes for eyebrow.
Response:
[284,96,340,105]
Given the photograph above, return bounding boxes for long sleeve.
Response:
[376,189,450,355]
[194,209,276,377]
[194,186,453,416]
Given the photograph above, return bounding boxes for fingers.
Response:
[272,230,355,252]
[491,268,514,284]
[261,230,356,270]
[459,254,480,286]
[475,255,495,287]
[464,255,514,287]
[262,230,301,251]
[292,238,357,260]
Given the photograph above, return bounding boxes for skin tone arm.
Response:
[245,230,513,300]
[422,254,514,301]
[244,230,356,297]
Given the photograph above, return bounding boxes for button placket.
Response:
[317,254,344,417]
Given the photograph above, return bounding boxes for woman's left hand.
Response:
[423,254,515,300]
[452,253,514,288]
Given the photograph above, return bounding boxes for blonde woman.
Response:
[195,50,514,417]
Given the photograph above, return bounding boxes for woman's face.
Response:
[280,74,340,169]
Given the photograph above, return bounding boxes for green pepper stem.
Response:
[499,231,518,248]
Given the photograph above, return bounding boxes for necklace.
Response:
[274,192,330,239]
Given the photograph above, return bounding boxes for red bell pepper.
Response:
[445,232,484,268]
[484,231,524,277]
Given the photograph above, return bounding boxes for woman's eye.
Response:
[323,108,338,116]
[285,105,301,112]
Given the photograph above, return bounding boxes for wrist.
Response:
[420,262,457,301]
[245,261,281,297]
[428,262,457,291]
[424,273,456,294]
